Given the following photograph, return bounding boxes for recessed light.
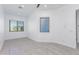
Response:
[18,5,24,9]
[44,5,47,8]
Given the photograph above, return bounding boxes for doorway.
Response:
[76,10,79,48]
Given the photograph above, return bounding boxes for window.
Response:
[40,17,49,32]
[17,21,24,31]
[9,20,17,32]
[9,20,24,32]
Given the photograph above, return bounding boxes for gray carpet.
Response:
[0,38,79,55]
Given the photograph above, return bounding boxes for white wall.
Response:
[4,14,28,40]
[28,5,79,48]
[0,5,4,50]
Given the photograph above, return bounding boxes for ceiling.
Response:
[3,4,65,17]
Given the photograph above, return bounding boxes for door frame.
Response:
[76,10,79,48]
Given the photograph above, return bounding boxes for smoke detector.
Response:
[18,5,24,9]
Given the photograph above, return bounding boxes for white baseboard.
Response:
[0,40,4,51]
[4,36,28,40]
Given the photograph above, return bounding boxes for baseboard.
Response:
[5,37,28,40]
[0,40,4,51]
[28,38,76,49]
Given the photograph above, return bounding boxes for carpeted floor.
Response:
[0,38,79,55]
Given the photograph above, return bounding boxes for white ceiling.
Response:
[3,4,65,17]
